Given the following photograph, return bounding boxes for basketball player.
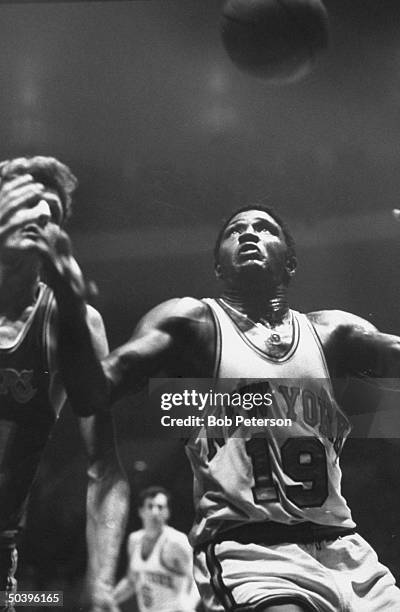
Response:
[42,205,400,611]
[113,486,199,612]
[0,156,128,612]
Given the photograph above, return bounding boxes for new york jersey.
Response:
[128,526,196,612]
[186,299,354,547]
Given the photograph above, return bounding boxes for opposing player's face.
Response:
[216,210,293,285]
[18,188,63,240]
[5,186,64,256]
[139,493,170,529]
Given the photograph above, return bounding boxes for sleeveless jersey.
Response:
[0,283,57,531]
[129,526,194,612]
[186,299,354,547]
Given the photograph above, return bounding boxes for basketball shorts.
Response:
[194,533,400,611]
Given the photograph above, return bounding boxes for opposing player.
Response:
[113,486,199,612]
[44,205,400,611]
[0,156,128,612]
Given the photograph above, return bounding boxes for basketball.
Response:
[220,0,329,82]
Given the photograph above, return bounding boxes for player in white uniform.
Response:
[113,487,199,612]
[45,205,400,611]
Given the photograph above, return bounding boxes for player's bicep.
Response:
[103,303,180,393]
[345,325,400,378]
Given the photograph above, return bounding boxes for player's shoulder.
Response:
[150,297,209,318]
[128,529,144,547]
[164,525,190,546]
[306,309,377,335]
[139,297,212,333]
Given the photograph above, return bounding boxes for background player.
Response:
[0,156,129,612]
[36,204,400,611]
[113,486,199,612]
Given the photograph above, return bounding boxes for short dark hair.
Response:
[0,156,77,223]
[138,486,171,510]
[214,204,296,276]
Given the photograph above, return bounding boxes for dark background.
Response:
[0,0,399,608]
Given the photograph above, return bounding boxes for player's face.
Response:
[6,188,63,258]
[17,187,63,239]
[139,493,170,530]
[216,210,293,286]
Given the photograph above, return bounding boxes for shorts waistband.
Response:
[195,522,357,551]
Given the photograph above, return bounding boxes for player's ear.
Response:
[215,263,223,280]
[285,255,297,279]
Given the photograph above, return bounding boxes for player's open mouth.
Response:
[21,225,41,238]
[238,244,262,259]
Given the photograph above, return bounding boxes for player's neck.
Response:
[144,524,164,540]
[220,284,290,325]
[0,262,40,317]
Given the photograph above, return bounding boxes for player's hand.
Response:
[29,226,97,303]
[84,580,121,612]
[0,174,47,251]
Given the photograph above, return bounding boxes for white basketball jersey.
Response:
[130,526,194,612]
[186,299,355,547]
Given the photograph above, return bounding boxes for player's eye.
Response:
[48,201,62,223]
[226,226,241,237]
[256,222,278,235]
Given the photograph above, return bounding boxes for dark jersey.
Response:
[0,284,56,531]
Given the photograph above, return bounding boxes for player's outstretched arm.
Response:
[312,309,400,380]
[101,296,206,400]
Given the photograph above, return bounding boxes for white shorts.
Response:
[194,533,400,611]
